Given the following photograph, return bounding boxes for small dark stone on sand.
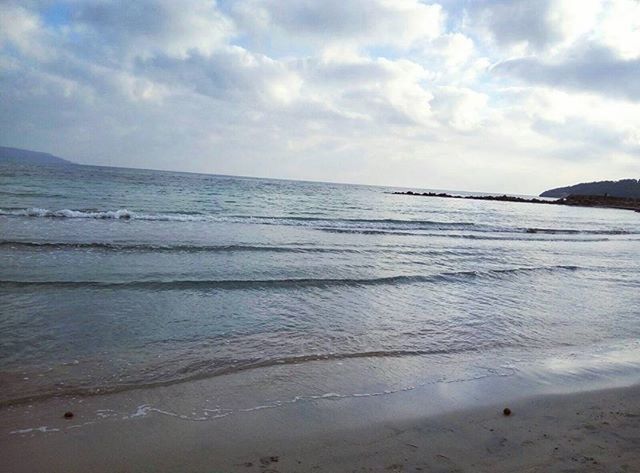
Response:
[503,408,512,416]
[63,411,74,419]
[259,456,279,465]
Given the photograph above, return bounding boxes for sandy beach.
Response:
[2,381,639,473]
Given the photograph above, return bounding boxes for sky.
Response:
[1,0,639,193]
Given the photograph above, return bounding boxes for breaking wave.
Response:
[0,208,195,221]
[1,208,636,237]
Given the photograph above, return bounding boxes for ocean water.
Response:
[1,163,640,407]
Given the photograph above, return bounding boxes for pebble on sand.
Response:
[63,411,74,419]
[503,408,512,416]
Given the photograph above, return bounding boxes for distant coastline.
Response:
[541,179,640,199]
[0,146,73,166]
[3,145,639,210]
[392,191,640,213]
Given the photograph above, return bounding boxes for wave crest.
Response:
[1,208,134,220]
[2,208,636,237]
[0,265,580,291]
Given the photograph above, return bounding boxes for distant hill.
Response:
[540,179,640,199]
[0,146,73,165]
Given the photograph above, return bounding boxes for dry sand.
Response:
[2,384,639,472]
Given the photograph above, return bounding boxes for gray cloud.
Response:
[494,45,640,101]
[136,47,300,105]
[72,0,234,58]
[231,0,444,48]
[465,0,562,51]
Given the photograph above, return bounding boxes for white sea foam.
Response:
[9,426,60,435]
[126,404,208,421]
[1,208,136,220]
[0,207,228,222]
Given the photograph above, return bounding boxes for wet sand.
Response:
[2,383,639,472]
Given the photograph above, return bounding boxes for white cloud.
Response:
[516,87,640,153]
[597,0,640,59]
[301,54,436,126]
[466,0,601,55]
[431,86,489,131]
[433,33,475,67]
[0,3,54,60]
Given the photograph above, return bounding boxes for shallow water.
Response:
[1,163,639,406]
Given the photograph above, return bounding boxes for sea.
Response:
[1,163,640,414]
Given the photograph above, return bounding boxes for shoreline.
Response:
[2,383,639,472]
[392,191,640,213]
[2,342,640,472]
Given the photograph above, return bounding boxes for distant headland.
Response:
[540,179,640,199]
[0,146,73,166]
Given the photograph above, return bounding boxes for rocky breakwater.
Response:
[558,194,640,212]
[392,191,640,212]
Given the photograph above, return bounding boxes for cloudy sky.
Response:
[1,0,639,193]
